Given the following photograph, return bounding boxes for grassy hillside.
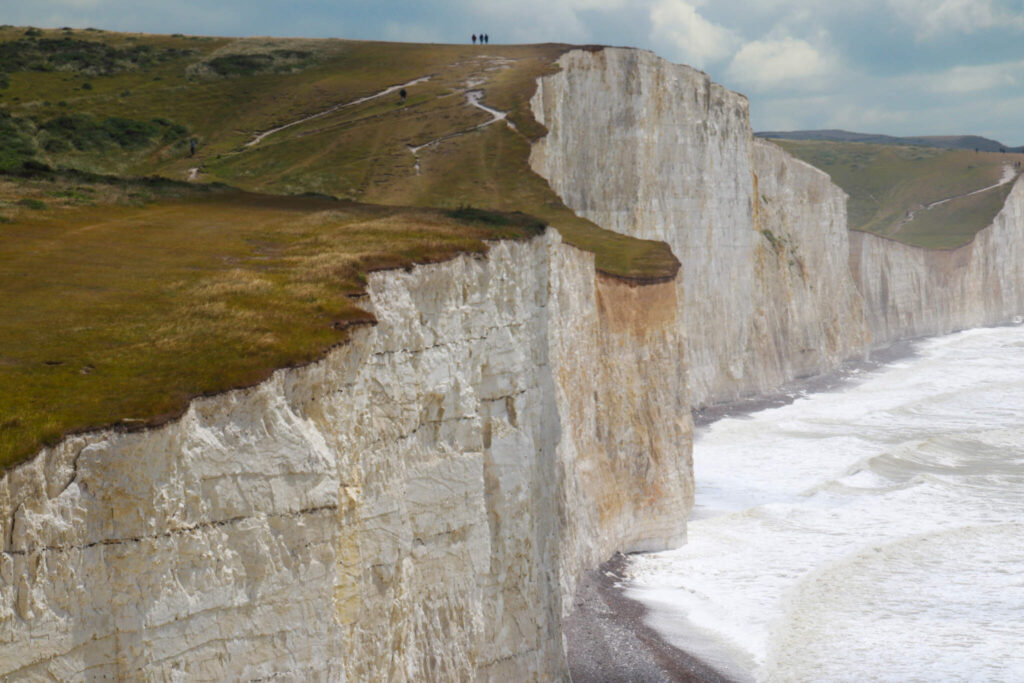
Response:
[0,26,675,278]
[773,139,1020,248]
[758,129,1024,153]
[0,26,679,469]
[0,171,548,467]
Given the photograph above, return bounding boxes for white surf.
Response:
[627,325,1024,683]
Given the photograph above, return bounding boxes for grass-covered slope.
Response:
[0,26,678,469]
[0,171,545,467]
[773,138,1020,248]
[0,26,676,278]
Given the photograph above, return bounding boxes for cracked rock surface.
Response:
[0,231,691,680]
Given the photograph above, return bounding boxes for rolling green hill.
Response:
[758,129,1024,153]
[0,26,678,469]
[772,138,1020,248]
[3,25,1018,470]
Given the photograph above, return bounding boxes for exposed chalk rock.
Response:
[850,175,1024,344]
[0,231,690,680]
[530,48,869,408]
[4,43,1024,681]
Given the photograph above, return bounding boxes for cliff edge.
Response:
[3,43,1024,680]
[530,47,870,408]
[0,232,690,679]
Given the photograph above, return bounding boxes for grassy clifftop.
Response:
[773,138,1020,248]
[0,26,679,469]
[0,26,675,278]
[0,172,548,467]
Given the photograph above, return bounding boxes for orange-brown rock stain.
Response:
[587,273,693,534]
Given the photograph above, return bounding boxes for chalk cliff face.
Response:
[4,44,1024,681]
[850,176,1024,344]
[0,232,690,679]
[530,48,869,407]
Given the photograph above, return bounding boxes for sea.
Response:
[626,324,1024,683]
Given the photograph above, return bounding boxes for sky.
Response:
[5,0,1024,144]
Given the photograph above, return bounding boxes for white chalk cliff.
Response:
[3,46,1024,680]
[529,48,870,408]
[850,176,1024,343]
[0,233,689,679]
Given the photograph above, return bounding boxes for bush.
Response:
[0,114,37,171]
[446,205,545,231]
[206,54,274,76]
[18,198,46,210]
[203,49,314,78]
[0,38,192,76]
[39,113,188,151]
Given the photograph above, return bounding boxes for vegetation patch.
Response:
[206,50,314,77]
[0,175,545,470]
[0,30,682,471]
[187,39,320,79]
[0,112,38,172]
[16,197,46,210]
[446,205,546,231]
[0,110,188,173]
[774,139,1020,248]
[0,36,191,75]
[39,113,187,151]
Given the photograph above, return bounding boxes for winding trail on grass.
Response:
[245,75,432,148]
[407,89,518,175]
[899,163,1017,228]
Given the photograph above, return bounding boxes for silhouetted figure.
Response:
[484,34,489,44]
[399,88,407,104]
[189,138,196,157]
[472,34,477,44]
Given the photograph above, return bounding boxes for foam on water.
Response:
[627,325,1024,682]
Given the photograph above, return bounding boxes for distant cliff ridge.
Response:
[530,48,870,408]
[3,45,1024,679]
[756,128,1024,153]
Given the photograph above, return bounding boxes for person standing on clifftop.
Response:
[472,34,477,44]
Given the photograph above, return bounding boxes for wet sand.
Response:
[565,553,733,682]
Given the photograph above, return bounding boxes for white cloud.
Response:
[649,0,739,68]
[924,60,1022,93]
[726,37,833,91]
[887,0,1024,39]
[828,103,912,130]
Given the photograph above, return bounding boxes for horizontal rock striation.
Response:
[0,231,690,680]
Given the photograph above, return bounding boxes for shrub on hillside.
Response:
[194,47,315,79]
[39,114,188,151]
[0,112,38,172]
[0,38,191,76]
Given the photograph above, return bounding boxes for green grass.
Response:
[893,182,1015,248]
[0,27,675,278]
[774,139,1020,248]
[0,173,543,469]
[0,26,679,469]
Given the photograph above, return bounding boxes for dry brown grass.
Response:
[0,175,542,469]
